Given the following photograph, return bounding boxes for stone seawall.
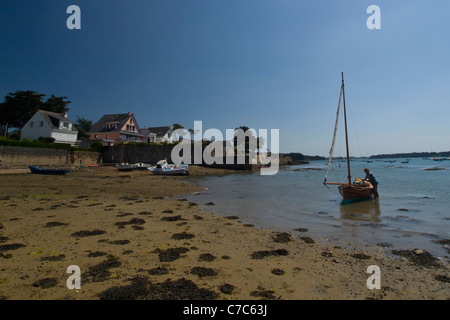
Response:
[0,146,99,169]
[100,144,253,170]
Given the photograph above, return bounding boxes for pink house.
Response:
[88,112,144,146]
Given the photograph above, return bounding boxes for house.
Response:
[21,110,78,145]
[140,127,157,143]
[141,126,174,144]
[88,112,144,146]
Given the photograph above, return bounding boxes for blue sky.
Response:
[1,0,449,156]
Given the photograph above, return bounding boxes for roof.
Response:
[37,110,76,131]
[147,126,171,137]
[88,113,139,133]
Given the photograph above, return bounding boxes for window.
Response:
[106,135,109,139]
[39,121,44,127]
[95,134,99,138]
[63,122,69,128]
[30,122,34,128]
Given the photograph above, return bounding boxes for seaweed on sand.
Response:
[99,277,219,300]
[392,249,442,268]
[83,255,122,283]
[158,247,190,262]
[250,249,289,259]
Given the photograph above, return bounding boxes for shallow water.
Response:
[184,158,450,258]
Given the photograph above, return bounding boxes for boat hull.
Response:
[29,166,70,175]
[149,166,189,175]
[338,183,374,203]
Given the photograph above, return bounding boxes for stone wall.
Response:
[100,144,253,170]
[0,146,70,169]
[101,144,175,164]
[0,146,100,169]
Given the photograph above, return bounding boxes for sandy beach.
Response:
[0,165,448,300]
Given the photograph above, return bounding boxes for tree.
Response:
[0,90,72,133]
[74,116,93,139]
[233,125,258,153]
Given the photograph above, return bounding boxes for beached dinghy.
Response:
[323,73,374,203]
[148,160,189,175]
[117,163,135,171]
[29,166,71,175]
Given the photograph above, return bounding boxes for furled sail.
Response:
[323,86,343,185]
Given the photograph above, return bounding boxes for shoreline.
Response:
[0,166,448,300]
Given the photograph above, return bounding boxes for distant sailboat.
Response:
[323,73,374,203]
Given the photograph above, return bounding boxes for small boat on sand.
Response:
[149,160,189,175]
[29,166,71,175]
[117,163,135,171]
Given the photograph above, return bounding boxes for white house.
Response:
[145,126,174,144]
[21,110,78,145]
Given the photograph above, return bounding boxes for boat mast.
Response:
[341,72,351,185]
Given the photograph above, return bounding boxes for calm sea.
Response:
[184,158,450,258]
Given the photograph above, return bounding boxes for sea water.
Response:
[185,158,450,258]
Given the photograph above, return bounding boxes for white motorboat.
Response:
[148,160,189,175]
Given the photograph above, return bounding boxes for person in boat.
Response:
[363,168,379,199]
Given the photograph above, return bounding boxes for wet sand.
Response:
[0,166,448,300]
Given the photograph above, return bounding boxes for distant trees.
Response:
[233,125,265,153]
[0,90,72,135]
[74,116,93,139]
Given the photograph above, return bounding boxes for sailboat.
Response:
[323,73,374,203]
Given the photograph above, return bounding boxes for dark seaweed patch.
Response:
[116,212,133,217]
[271,268,285,275]
[271,232,292,243]
[198,253,216,262]
[41,254,65,261]
[32,277,58,289]
[392,249,441,268]
[147,278,218,300]
[250,288,277,300]
[71,230,106,238]
[148,267,169,275]
[172,232,195,240]
[83,255,121,282]
[161,215,182,222]
[250,249,289,259]
[435,275,450,283]
[99,277,219,300]
[158,247,189,262]
[351,253,371,260]
[99,276,150,300]
[0,243,25,252]
[44,221,68,228]
[219,283,235,295]
[87,251,108,258]
[114,218,146,228]
[162,209,174,213]
[300,236,315,244]
[137,211,153,216]
[108,240,130,245]
[190,267,218,277]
